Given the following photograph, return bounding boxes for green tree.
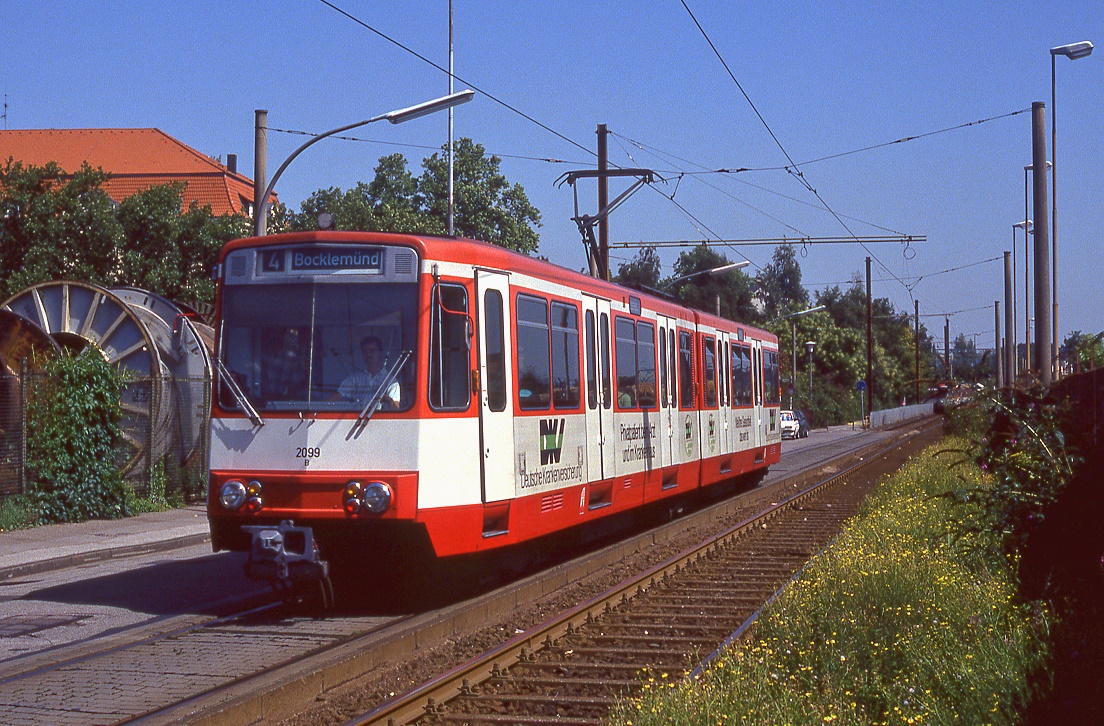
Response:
[0,160,248,307]
[286,154,441,235]
[758,244,809,320]
[422,138,541,253]
[117,183,248,306]
[284,138,542,254]
[668,246,757,322]
[1063,330,1104,372]
[614,246,662,291]
[0,160,121,298]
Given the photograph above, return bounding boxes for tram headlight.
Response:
[361,482,392,514]
[219,480,247,511]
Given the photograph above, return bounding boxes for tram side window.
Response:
[484,289,506,412]
[679,331,694,409]
[429,283,471,410]
[516,295,551,410]
[764,350,781,406]
[551,302,580,409]
[731,344,752,406]
[703,337,717,408]
[586,310,598,409]
[638,321,656,409]
[615,317,637,407]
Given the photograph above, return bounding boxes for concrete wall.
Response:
[870,402,935,428]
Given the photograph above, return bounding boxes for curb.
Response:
[0,531,211,581]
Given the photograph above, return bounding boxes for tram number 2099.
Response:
[296,447,321,465]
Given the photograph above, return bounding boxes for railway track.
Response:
[0,423,930,725]
[350,420,941,726]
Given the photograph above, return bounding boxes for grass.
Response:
[609,437,1051,725]
[0,493,37,532]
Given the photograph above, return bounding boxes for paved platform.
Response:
[0,505,210,580]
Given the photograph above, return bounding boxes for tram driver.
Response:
[336,336,400,409]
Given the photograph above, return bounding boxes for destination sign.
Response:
[290,247,384,272]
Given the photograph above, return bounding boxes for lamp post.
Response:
[1050,40,1093,379]
[254,90,475,236]
[1012,219,1032,375]
[772,305,826,408]
[1020,160,1047,373]
[805,340,816,392]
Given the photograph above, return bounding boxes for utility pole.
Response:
[995,301,1003,388]
[914,299,920,403]
[597,124,610,281]
[1004,251,1014,385]
[865,257,874,407]
[253,110,268,235]
[1031,102,1052,384]
[944,318,951,380]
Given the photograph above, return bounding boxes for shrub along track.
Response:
[346,420,943,726]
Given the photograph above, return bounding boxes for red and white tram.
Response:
[206,231,781,585]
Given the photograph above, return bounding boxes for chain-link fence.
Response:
[0,374,23,498]
[0,372,210,503]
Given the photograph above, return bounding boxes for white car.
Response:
[780,410,800,439]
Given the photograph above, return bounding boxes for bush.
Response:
[611,438,1051,725]
[25,350,132,523]
[942,385,1081,560]
[943,398,991,439]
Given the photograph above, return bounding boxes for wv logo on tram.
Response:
[539,418,566,465]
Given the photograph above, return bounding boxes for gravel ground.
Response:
[276,440,919,726]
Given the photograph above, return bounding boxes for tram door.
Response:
[718,334,731,454]
[751,340,764,450]
[657,315,678,467]
[583,295,615,481]
[476,270,515,503]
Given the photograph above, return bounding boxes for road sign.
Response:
[856,380,867,392]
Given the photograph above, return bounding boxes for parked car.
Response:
[780,410,800,439]
[793,409,810,438]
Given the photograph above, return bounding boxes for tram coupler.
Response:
[241,520,332,604]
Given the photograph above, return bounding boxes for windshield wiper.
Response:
[214,355,264,427]
[180,314,264,426]
[353,349,412,433]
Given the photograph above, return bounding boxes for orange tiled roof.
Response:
[0,128,266,217]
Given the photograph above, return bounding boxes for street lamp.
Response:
[773,305,826,408]
[662,260,751,317]
[664,260,750,287]
[254,89,475,236]
[1050,40,1093,379]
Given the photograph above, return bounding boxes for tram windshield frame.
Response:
[216,245,419,415]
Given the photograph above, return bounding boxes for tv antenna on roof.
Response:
[2,95,7,129]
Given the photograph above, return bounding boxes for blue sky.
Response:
[3,1,1101,349]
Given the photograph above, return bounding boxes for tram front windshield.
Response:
[218,282,417,413]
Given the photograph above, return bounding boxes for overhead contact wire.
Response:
[317,0,594,158]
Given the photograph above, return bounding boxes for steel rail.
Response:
[349,419,941,726]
